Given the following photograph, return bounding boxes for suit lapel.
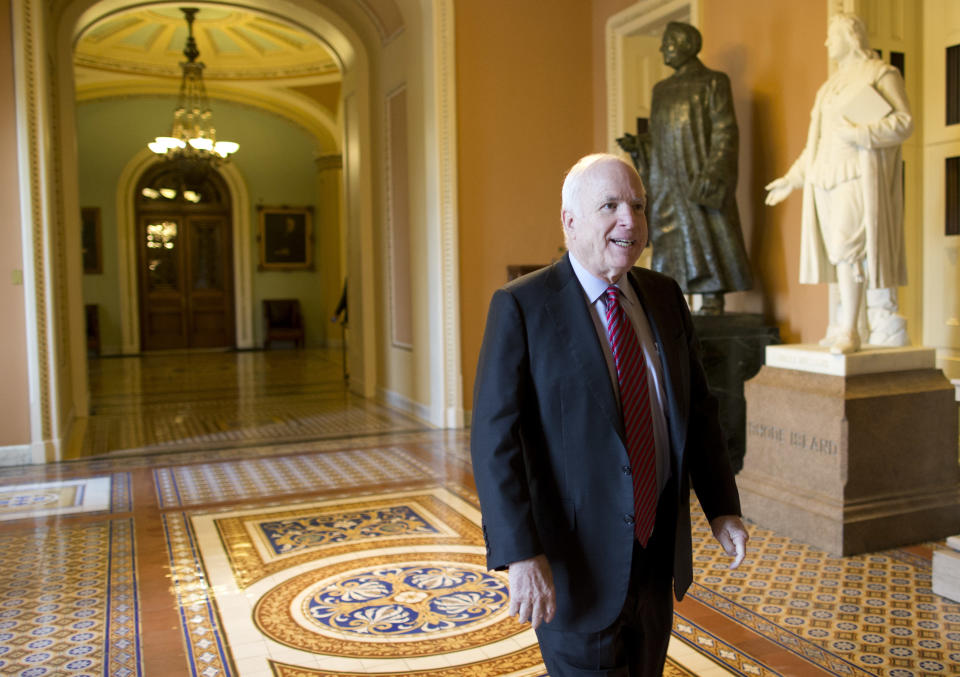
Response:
[545,255,622,436]
[627,268,668,360]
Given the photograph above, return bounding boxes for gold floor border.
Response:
[215,492,480,589]
[271,645,545,676]
[253,551,523,658]
[673,611,780,676]
[269,648,700,677]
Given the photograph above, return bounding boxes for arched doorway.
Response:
[11,0,462,462]
[135,163,234,350]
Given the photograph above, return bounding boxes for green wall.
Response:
[77,96,340,353]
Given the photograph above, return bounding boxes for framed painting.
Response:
[81,207,102,274]
[258,206,314,271]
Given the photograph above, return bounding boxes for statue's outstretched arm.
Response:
[764,177,794,206]
[765,147,810,206]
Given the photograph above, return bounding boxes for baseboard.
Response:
[0,445,32,467]
[64,416,88,460]
[442,406,466,429]
[377,387,433,426]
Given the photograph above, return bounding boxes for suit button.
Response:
[622,465,631,475]
[623,514,635,525]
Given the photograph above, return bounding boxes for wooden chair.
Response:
[263,299,305,349]
[507,264,546,281]
[85,304,100,356]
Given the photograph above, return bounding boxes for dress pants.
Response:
[534,485,677,677]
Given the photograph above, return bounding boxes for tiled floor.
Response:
[0,349,956,675]
[75,350,425,457]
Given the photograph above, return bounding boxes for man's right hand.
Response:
[507,554,556,630]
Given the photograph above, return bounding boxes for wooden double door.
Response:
[137,211,235,350]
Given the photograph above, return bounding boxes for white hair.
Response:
[560,153,640,220]
[829,13,875,61]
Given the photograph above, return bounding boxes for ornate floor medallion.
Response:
[255,553,519,657]
[185,488,547,675]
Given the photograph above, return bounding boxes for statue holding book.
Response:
[765,13,913,353]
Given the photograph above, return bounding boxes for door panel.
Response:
[922,0,960,376]
[855,1,922,348]
[138,213,234,350]
[187,216,233,348]
[140,216,187,350]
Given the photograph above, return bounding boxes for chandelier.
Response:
[147,7,238,185]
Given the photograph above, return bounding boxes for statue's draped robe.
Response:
[644,60,753,294]
[784,58,912,289]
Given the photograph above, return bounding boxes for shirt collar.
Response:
[568,251,634,305]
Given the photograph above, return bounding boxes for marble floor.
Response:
[0,349,956,676]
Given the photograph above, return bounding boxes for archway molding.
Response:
[65,0,377,399]
[12,0,462,462]
[76,82,342,153]
[8,0,374,463]
[605,0,699,152]
[66,0,373,388]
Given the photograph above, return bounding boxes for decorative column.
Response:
[314,153,343,350]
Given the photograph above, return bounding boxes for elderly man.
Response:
[471,153,748,676]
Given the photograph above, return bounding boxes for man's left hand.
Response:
[507,554,556,629]
[709,515,749,569]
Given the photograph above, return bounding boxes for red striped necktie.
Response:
[604,285,658,546]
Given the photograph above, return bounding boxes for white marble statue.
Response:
[765,13,913,354]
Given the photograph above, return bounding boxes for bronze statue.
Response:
[619,22,752,314]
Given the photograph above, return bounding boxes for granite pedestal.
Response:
[692,313,780,473]
[739,345,960,556]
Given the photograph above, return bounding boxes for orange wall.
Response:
[0,0,32,446]
[456,0,594,407]
[458,1,830,410]
[700,0,828,343]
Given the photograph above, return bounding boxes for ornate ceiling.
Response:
[74,7,340,80]
[73,6,344,148]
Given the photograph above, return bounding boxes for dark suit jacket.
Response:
[470,253,741,633]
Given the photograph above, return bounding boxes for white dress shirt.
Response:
[569,252,673,496]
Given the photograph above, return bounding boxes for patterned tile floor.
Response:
[0,349,956,675]
[75,350,426,457]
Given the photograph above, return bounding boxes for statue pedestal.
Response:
[692,313,779,473]
[739,345,960,556]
